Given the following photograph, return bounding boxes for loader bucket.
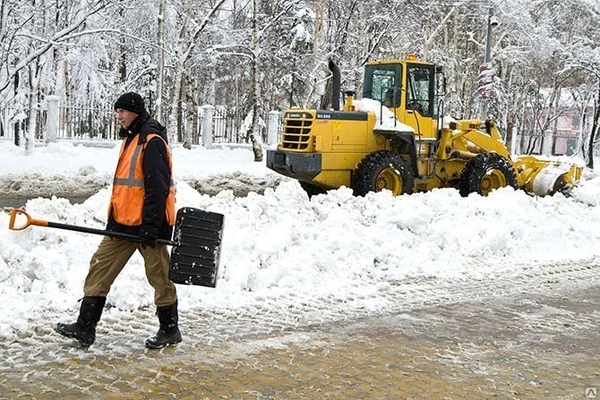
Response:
[514,156,583,196]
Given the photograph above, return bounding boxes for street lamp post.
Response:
[479,4,498,120]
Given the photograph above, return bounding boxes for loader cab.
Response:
[362,59,437,140]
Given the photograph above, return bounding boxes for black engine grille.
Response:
[281,114,313,150]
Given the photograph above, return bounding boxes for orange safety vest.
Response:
[108,133,176,227]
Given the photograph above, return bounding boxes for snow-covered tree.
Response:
[0,0,597,166]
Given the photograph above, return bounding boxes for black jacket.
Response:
[107,111,173,241]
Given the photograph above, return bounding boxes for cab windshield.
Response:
[406,64,434,116]
[362,64,403,107]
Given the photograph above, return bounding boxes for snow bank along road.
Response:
[0,171,286,207]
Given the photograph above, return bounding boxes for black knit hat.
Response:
[114,92,146,114]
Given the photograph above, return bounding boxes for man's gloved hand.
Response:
[140,237,158,249]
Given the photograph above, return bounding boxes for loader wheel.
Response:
[459,153,517,197]
[352,151,414,196]
[299,181,326,199]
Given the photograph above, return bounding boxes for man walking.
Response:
[55,92,181,349]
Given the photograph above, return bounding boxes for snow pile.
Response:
[0,140,599,341]
[354,98,414,132]
[2,180,600,340]
[572,174,600,206]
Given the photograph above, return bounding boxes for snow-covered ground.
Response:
[1,139,600,346]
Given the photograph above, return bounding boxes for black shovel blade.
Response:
[169,207,224,288]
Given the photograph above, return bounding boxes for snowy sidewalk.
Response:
[1,259,598,399]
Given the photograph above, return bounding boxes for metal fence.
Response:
[59,104,119,140]
[1,103,119,141]
[186,105,246,145]
[213,105,244,143]
[0,102,248,144]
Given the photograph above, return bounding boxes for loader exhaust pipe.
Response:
[329,59,340,111]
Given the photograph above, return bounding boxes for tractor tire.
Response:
[299,181,326,199]
[459,153,517,197]
[352,151,414,196]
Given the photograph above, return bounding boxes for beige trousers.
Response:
[83,237,177,306]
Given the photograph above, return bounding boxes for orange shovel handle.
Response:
[8,208,49,231]
[7,207,175,246]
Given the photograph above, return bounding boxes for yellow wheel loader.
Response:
[266,56,582,197]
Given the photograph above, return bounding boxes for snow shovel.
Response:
[8,207,224,288]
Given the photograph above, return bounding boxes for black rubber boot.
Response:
[145,300,182,349]
[55,296,106,347]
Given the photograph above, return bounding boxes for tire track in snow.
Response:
[0,257,598,369]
